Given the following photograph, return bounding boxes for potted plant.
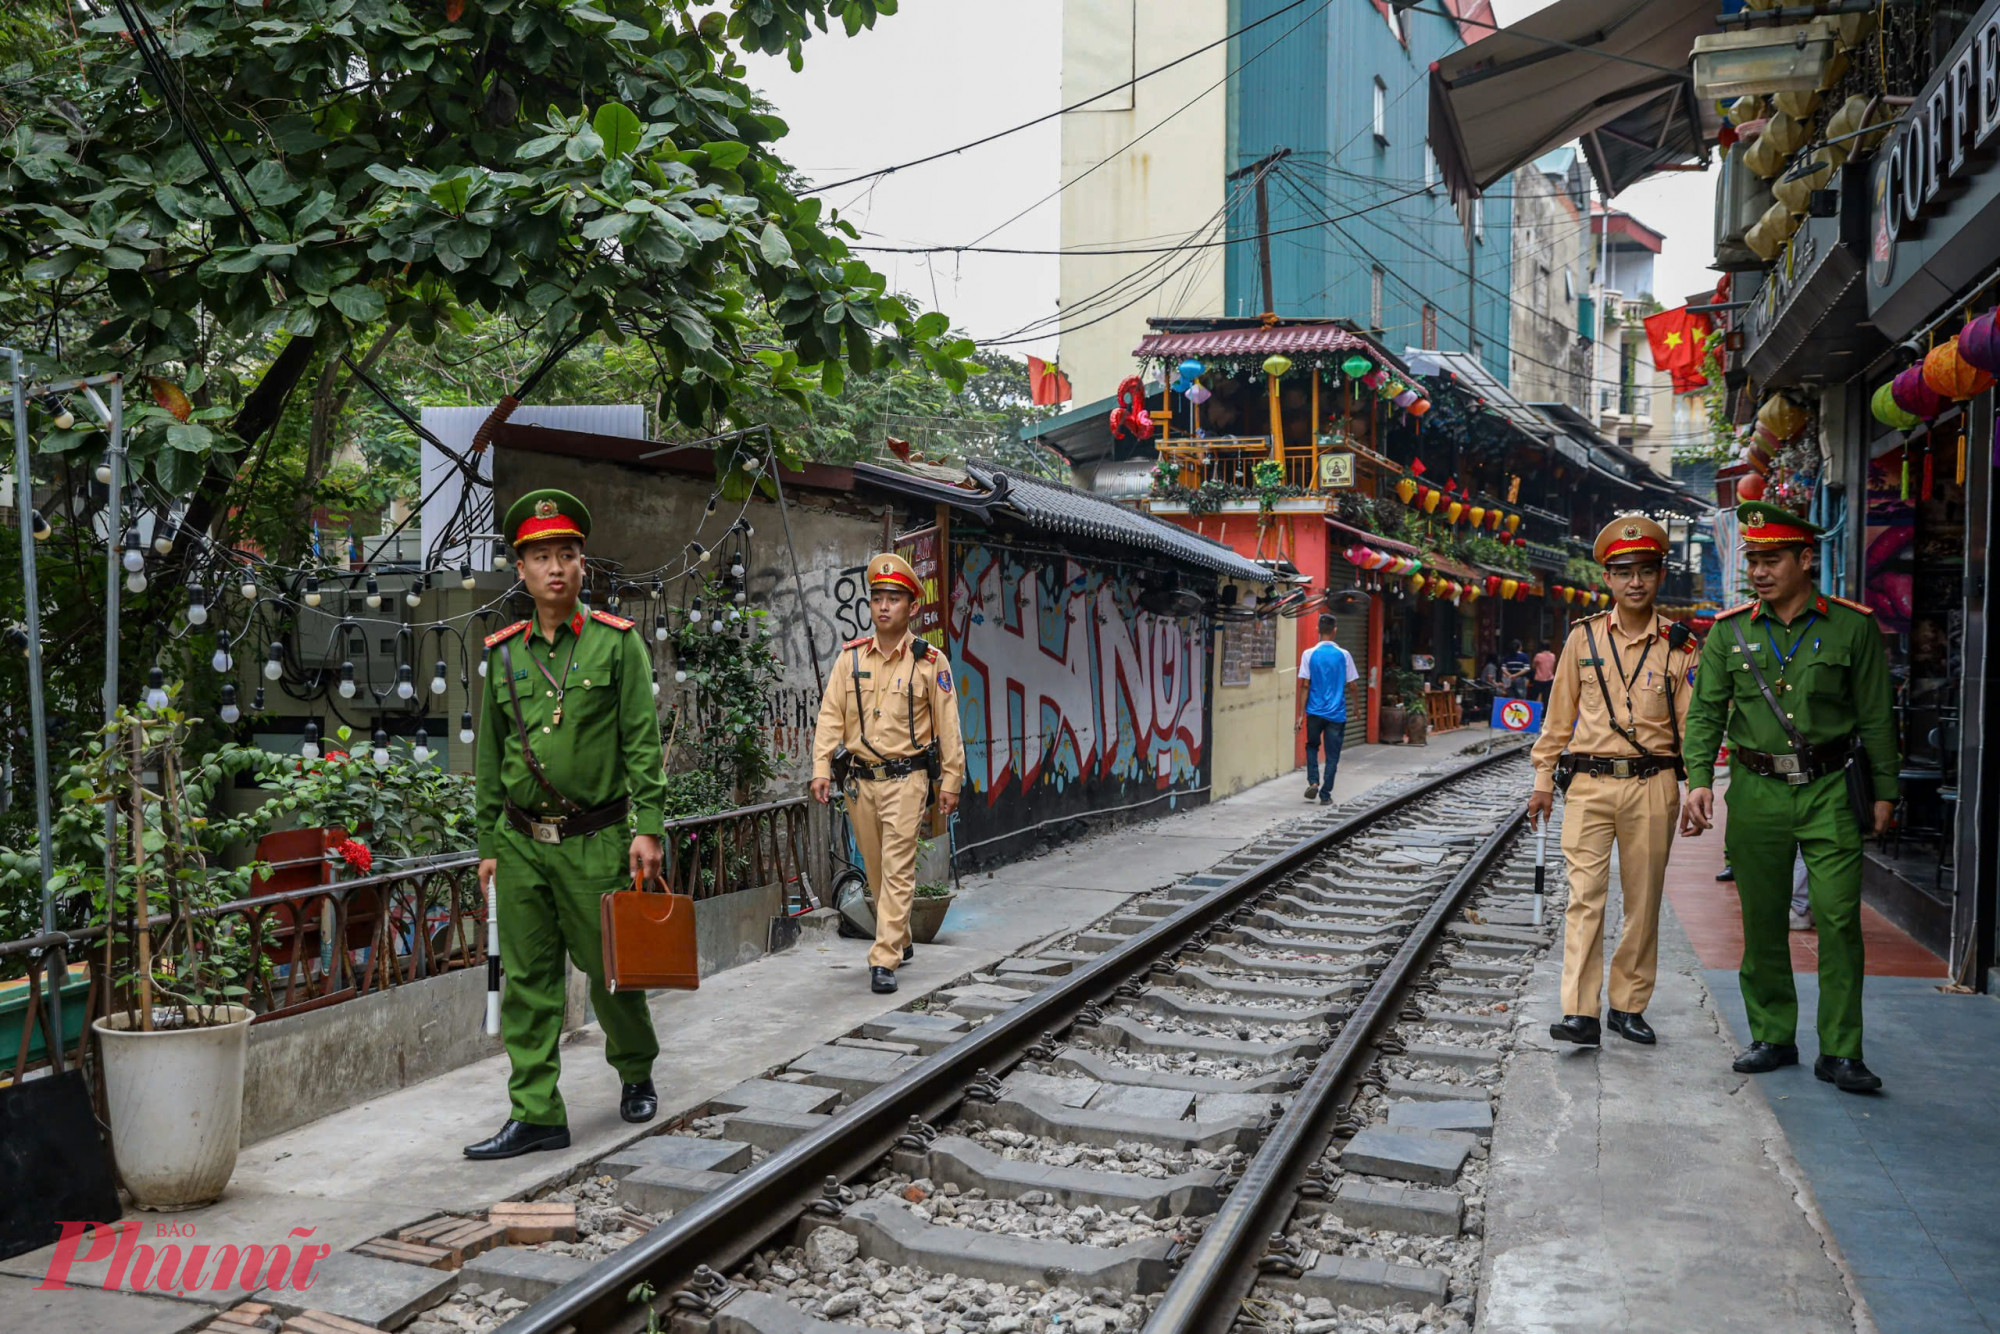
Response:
[89,700,267,1210]
[1380,667,1424,746]
[910,882,955,945]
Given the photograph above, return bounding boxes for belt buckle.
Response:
[530,818,563,844]
[1611,758,1634,779]
[1772,754,1802,776]
[1786,771,1812,787]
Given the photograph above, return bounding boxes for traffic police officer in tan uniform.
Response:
[810,553,967,994]
[1529,515,1698,1047]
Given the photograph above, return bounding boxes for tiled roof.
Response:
[1133,324,1385,360]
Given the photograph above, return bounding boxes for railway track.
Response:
[443,743,1555,1334]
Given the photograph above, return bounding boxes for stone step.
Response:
[723,1107,832,1152]
[829,1202,1176,1293]
[980,1087,1264,1153]
[1122,987,1341,1028]
[706,1079,842,1117]
[1388,1098,1494,1135]
[600,1135,752,1178]
[907,1134,1224,1218]
[1339,1126,1478,1186]
[459,1246,589,1304]
[1074,1014,1319,1063]
[614,1164,737,1215]
[1295,1178,1463,1237]
[1050,1049,1301,1095]
[1260,1253,1451,1312]
[786,1045,922,1098]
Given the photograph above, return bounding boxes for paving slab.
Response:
[599,1135,753,1177]
[705,1079,842,1116]
[1388,1098,1494,1134]
[784,1045,921,1098]
[614,1164,737,1215]
[1298,1179,1462,1236]
[1266,1253,1450,1310]
[457,1246,590,1304]
[1338,1126,1476,1185]
[0,1276,211,1334]
[1002,1070,1101,1107]
[1085,1083,1195,1120]
[254,1251,455,1326]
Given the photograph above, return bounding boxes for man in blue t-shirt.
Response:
[1296,613,1360,805]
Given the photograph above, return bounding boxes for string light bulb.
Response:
[121,532,144,573]
[650,669,661,698]
[654,613,668,641]
[412,729,432,764]
[688,541,706,564]
[304,574,322,608]
[96,461,113,485]
[251,685,266,712]
[239,576,257,601]
[187,586,208,626]
[364,575,381,610]
[152,519,176,555]
[395,664,415,700]
[210,629,233,674]
[50,399,75,430]
[265,641,283,680]
[31,510,50,541]
[730,561,744,579]
[126,567,148,594]
[219,682,241,725]
[674,667,688,684]
[430,661,448,695]
[338,661,357,699]
[301,721,321,760]
[459,711,475,745]
[371,728,390,765]
[144,667,169,710]
[460,560,475,591]
[405,577,424,608]
[688,598,703,623]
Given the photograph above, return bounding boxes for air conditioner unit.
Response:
[1713,141,1769,272]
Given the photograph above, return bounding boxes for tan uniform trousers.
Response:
[1558,769,1678,1015]
[849,769,930,971]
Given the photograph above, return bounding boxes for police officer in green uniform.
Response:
[464,489,669,1159]
[1680,501,1898,1094]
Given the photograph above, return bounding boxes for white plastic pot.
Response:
[93,1005,253,1210]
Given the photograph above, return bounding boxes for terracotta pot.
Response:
[910,893,954,945]
[1404,709,1430,745]
[1379,705,1406,743]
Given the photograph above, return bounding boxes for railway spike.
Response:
[805,1175,855,1218]
[669,1264,739,1314]
[895,1115,940,1151]
[1298,1163,1331,1199]
[1073,1000,1106,1028]
[1149,954,1181,976]
[1025,1029,1063,1061]
[964,1068,1006,1104]
[1376,1035,1408,1055]
[1257,1232,1313,1279]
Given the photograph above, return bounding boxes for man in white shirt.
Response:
[1296,613,1360,806]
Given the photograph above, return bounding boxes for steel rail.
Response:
[1143,801,1530,1334]
[507,741,1528,1334]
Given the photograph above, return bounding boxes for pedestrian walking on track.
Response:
[1530,515,1697,1049]
[1681,501,1899,1094]
[464,489,670,1160]
[1296,612,1359,805]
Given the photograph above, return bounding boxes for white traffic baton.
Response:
[484,872,502,1037]
[1532,815,1549,929]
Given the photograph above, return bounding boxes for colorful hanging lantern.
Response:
[1444,501,1464,524]
[1467,505,1486,528]
[1561,586,1577,604]
[1186,383,1212,405]
[1870,381,1917,430]
[1409,397,1431,417]
[1737,472,1768,501]
[1393,389,1418,409]
[1488,508,1504,531]
[1262,354,1292,378]
[1344,546,1367,567]
[1756,394,1810,442]
[1341,354,1374,378]
[1463,584,1480,602]
[1485,575,1503,597]
[1891,364,1946,419]
[1505,513,1521,534]
[1421,487,1442,514]
[1395,477,1418,504]
[1500,578,1519,600]
[1959,307,2000,375]
[1922,337,1995,400]
[1515,582,1531,601]
[1407,573,1426,595]
[1362,369,1388,389]
[1177,359,1205,381]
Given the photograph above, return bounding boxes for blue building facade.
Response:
[1225,1,1513,383]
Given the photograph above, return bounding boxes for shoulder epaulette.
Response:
[484,620,529,649]
[1827,594,1876,616]
[845,635,872,648]
[1713,600,1758,621]
[589,609,635,630]
[911,637,934,661]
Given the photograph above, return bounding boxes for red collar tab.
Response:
[569,610,585,636]
[1814,595,1829,614]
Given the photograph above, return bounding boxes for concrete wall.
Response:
[240,885,789,1144]
[1209,587,1299,800]
[1508,166,1587,412]
[1058,0,1229,402]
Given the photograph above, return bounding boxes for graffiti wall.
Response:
[947,543,1210,863]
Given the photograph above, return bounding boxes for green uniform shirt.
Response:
[474,607,668,857]
[1682,594,1900,798]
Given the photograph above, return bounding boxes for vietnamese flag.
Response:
[1027,355,1072,407]
[1644,306,1713,392]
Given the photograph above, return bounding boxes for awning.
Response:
[1133,323,1399,365]
[1429,0,1718,201]
[1402,349,1552,442]
[1326,516,1419,556]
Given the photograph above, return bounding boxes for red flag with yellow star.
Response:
[1643,306,1713,392]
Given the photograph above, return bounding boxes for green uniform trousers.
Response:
[494,823,658,1125]
[1722,770,1866,1059]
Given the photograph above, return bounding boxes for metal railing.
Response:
[662,794,824,912]
[1155,437,1324,493]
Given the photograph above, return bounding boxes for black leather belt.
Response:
[506,797,629,844]
[849,755,925,782]
[1734,737,1858,787]
[1570,754,1676,779]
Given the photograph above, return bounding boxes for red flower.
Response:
[334,838,373,874]
[324,749,350,763]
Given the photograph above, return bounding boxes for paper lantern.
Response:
[1957,307,2000,374]
[1185,383,1212,405]
[1463,585,1480,602]
[1505,513,1520,534]
[1870,381,1919,430]
[1262,355,1292,378]
[1923,337,1995,400]
[1422,487,1442,514]
[1488,509,1503,531]
[1559,586,1575,604]
[1345,546,1367,567]
[1467,506,1486,528]
[1737,472,1768,501]
[1177,359,1204,380]
[1757,394,1809,442]
[1362,369,1388,389]
[1445,501,1464,524]
[1408,397,1431,417]
[1341,355,1373,378]
[1407,573,1426,594]
[1515,583,1530,602]
[1891,365,1945,419]
[1395,477,1418,504]
[1500,578,1519,600]
[1393,389,1418,408]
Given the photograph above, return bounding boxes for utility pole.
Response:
[1228,148,1292,318]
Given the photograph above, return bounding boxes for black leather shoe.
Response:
[1549,1014,1601,1045]
[902,942,914,962]
[1815,1055,1882,1093]
[1732,1041,1800,1073]
[1716,865,1736,881]
[1606,1009,1656,1045]
[463,1120,570,1160]
[620,1079,658,1124]
[871,966,898,994]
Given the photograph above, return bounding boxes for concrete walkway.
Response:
[6,735,1491,1331]
[1480,831,1865,1333]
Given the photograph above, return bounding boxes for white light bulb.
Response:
[240,580,257,600]
[689,608,702,623]
[96,463,113,485]
[372,746,389,764]
[54,408,75,430]
[477,660,488,678]
[122,548,144,573]
[734,591,747,605]
[406,589,422,608]
[264,659,281,681]
[365,593,382,610]
[699,549,713,564]
[731,563,744,578]
[187,603,208,626]
[396,679,415,701]
[220,703,241,724]
[459,725,474,744]
[655,626,669,642]
[338,679,356,699]
[301,741,320,760]
[153,532,174,556]
[675,669,688,683]
[710,616,724,633]
[211,649,232,673]
[430,674,447,696]
[126,570,148,593]
[304,589,322,608]
[651,679,660,697]
[413,745,431,763]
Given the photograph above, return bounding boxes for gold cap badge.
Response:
[534,498,558,519]
[1747,512,1765,528]
[1622,524,1639,539]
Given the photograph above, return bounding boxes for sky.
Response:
[743,0,1723,360]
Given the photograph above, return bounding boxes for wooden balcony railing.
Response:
[1156,437,1326,493]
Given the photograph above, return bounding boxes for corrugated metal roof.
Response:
[1133,324,1382,360]
[1402,350,1553,440]
[963,464,1275,584]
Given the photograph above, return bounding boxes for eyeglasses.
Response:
[1603,565,1663,583]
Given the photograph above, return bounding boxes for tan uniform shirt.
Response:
[1531,612,1697,795]
[812,630,967,796]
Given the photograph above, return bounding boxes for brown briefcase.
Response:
[601,873,699,992]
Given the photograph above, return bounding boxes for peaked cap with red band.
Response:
[1737,499,1821,548]
[503,488,591,550]
[867,551,923,599]
[1592,514,1669,567]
